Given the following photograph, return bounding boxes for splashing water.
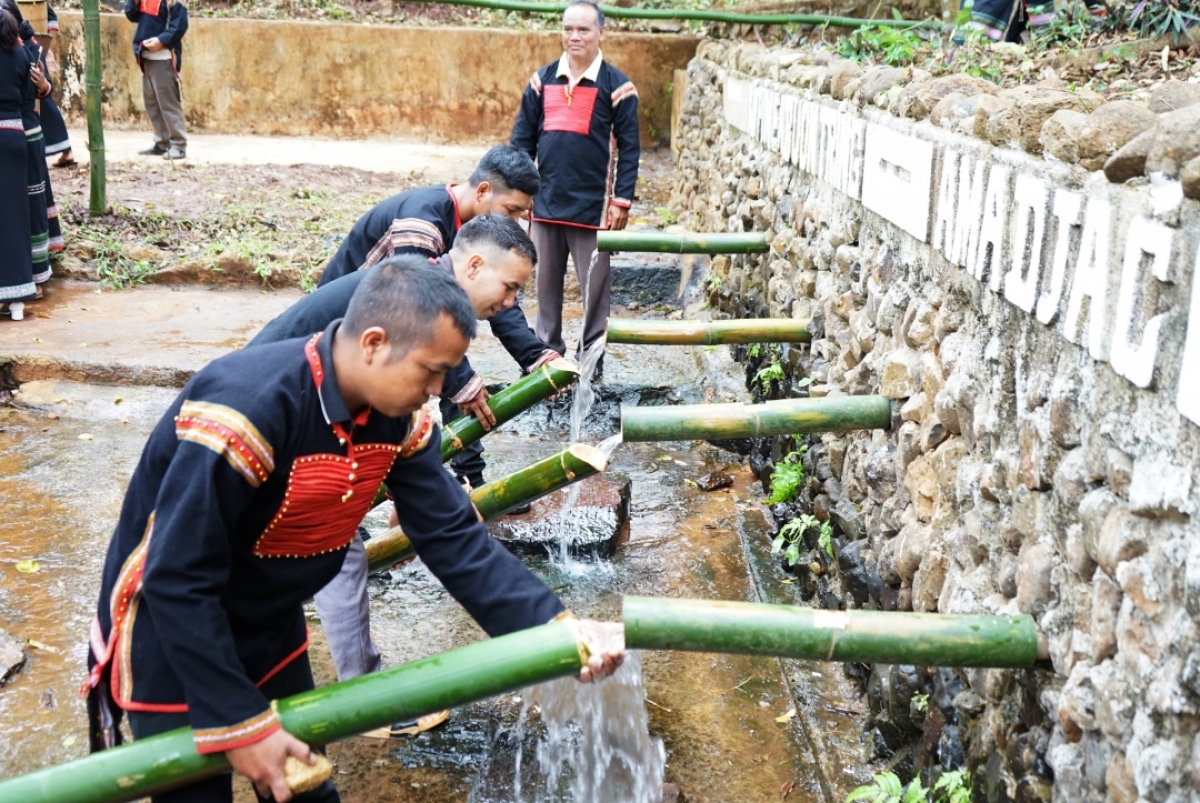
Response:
[529,653,664,803]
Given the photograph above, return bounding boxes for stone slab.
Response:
[0,282,303,387]
[486,474,631,558]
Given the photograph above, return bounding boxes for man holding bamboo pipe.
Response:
[249,214,561,685]
[84,259,621,803]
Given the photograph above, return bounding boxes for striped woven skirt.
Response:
[40,94,71,156]
[1,120,35,302]
[25,122,51,283]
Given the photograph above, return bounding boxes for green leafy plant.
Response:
[845,770,972,803]
[766,450,806,504]
[911,692,929,715]
[753,361,785,393]
[655,207,679,226]
[1126,0,1199,44]
[771,513,830,567]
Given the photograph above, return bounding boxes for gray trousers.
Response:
[141,58,187,151]
[312,533,380,681]
[532,222,611,358]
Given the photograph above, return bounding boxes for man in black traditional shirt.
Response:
[249,216,561,683]
[316,144,540,288]
[85,258,620,803]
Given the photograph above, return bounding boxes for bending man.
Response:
[85,258,620,803]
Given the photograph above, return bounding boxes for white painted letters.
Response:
[1004,174,1048,313]
[1110,217,1174,389]
[861,123,934,242]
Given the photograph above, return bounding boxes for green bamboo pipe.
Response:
[0,621,587,803]
[595,231,767,254]
[370,358,580,508]
[409,0,940,28]
[620,396,891,442]
[623,597,1047,668]
[82,0,106,214]
[365,443,610,572]
[441,357,579,462]
[606,318,810,345]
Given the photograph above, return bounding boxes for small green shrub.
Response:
[766,450,806,504]
[845,770,971,803]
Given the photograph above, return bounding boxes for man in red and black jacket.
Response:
[511,0,639,374]
[84,258,621,803]
[124,0,188,160]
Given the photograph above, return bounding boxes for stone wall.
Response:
[669,42,1200,802]
[51,12,697,146]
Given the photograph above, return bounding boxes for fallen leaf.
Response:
[46,412,58,420]
[36,312,50,319]
[78,433,94,441]
[114,398,122,405]
[775,708,796,723]
[781,780,795,799]
[15,559,39,573]
[62,735,76,748]
[39,688,55,708]
[33,338,41,343]
[28,639,60,653]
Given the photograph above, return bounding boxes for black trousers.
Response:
[128,651,340,803]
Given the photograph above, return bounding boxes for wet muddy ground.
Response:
[0,306,874,802]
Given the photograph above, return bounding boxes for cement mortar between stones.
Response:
[670,42,1200,803]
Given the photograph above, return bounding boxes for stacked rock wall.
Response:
[670,42,1200,802]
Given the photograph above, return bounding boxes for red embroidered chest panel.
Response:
[254,444,398,557]
[543,85,598,136]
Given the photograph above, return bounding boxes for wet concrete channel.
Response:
[0,285,871,802]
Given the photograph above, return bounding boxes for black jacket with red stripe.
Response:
[86,320,564,755]
[317,184,461,287]
[511,60,640,228]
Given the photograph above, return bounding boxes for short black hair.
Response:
[565,0,604,27]
[343,256,476,361]
[453,214,538,268]
[468,144,540,198]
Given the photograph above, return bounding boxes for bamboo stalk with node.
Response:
[595,231,767,254]
[606,318,810,345]
[364,443,611,572]
[623,597,1048,668]
[441,358,579,462]
[0,622,588,803]
[620,396,892,442]
[81,0,106,213]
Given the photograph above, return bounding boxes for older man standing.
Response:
[511,0,639,375]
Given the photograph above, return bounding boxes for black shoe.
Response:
[138,145,168,156]
[506,503,532,515]
[356,525,372,543]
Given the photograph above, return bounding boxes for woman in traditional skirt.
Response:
[41,4,73,167]
[0,8,35,320]
[4,0,56,288]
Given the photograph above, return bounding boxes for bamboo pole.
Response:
[441,358,579,462]
[606,318,810,345]
[365,443,610,572]
[623,597,1042,668]
[620,396,892,442]
[408,0,941,28]
[595,231,767,254]
[81,0,105,214]
[0,622,587,803]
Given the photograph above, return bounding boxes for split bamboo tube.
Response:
[623,597,1043,668]
[441,358,579,462]
[365,443,610,572]
[595,231,767,254]
[606,318,810,345]
[0,622,587,803]
[620,396,892,442]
